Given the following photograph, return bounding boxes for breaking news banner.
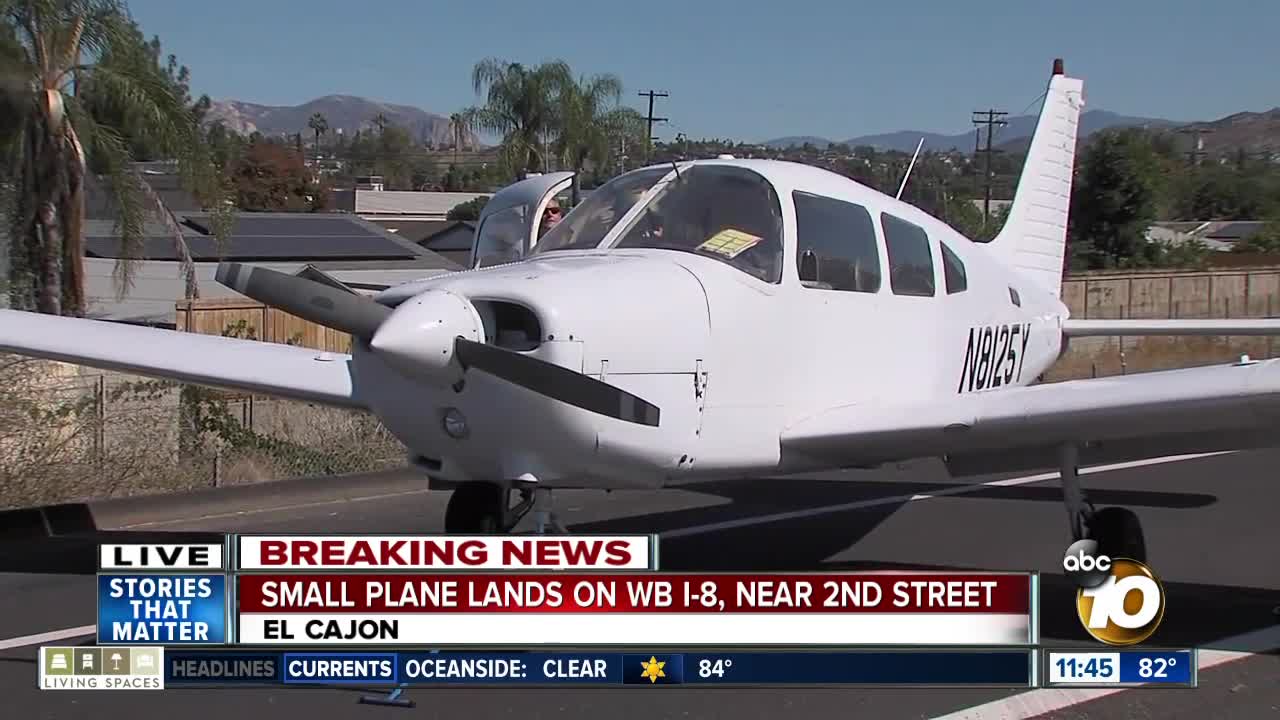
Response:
[233,571,1032,645]
[1044,650,1196,687]
[230,535,1034,646]
[39,646,166,691]
[97,543,229,645]
[155,649,1035,687]
[236,535,659,571]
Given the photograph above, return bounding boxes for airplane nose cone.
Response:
[369,289,483,385]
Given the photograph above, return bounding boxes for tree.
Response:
[2,0,231,315]
[463,57,572,180]
[231,139,324,212]
[553,73,628,205]
[447,196,488,221]
[307,112,327,160]
[1067,129,1163,269]
[448,112,466,164]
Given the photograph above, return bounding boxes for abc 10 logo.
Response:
[1062,539,1166,645]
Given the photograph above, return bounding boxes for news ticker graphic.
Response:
[234,572,1031,645]
[1045,650,1195,687]
[39,646,165,690]
[97,536,1038,647]
[148,649,1035,687]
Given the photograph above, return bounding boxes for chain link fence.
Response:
[0,354,407,510]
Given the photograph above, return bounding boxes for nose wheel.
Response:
[443,481,567,535]
[1059,444,1147,563]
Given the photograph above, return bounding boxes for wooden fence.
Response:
[176,298,353,352]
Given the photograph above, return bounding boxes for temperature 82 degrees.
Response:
[1118,651,1194,685]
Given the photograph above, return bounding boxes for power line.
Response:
[638,90,669,163]
[972,108,1008,225]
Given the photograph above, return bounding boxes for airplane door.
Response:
[471,171,574,268]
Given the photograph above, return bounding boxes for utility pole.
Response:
[972,108,1008,224]
[1179,127,1213,165]
[638,90,669,163]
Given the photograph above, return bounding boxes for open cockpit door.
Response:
[471,171,574,268]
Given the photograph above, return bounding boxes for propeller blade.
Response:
[455,338,661,427]
[216,262,392,340]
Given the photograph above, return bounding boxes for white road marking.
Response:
[0,624,96,651]
[660,452,1229,539]
[116,488,431,529]
[930,623,1280,720]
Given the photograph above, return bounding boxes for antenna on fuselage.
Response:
[895,137,925,200]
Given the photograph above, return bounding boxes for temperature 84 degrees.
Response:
[699,658,734,678]
[683,581,725,611]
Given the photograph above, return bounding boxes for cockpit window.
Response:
[531,167,669,254]
[613,165,784,283]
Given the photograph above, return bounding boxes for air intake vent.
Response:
[475,300,542,351]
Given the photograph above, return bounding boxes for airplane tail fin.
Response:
[988,59,1084,298]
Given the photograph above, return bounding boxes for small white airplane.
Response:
[5,59,1280,556]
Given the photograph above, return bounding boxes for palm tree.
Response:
[370,112,388,136]
[555,73,651,205]
[307,111,327,162]
[1,0,230,316]
[463,57,571,181]
[448,112,466,166]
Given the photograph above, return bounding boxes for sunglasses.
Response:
[544,207,561,215]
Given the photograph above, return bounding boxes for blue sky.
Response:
[125,0,1277,143]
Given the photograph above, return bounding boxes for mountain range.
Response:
[202,93,1280,158]
[204,95,480,147]
[762,110,1187,153]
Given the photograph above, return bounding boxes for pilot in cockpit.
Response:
[537,199,562,238]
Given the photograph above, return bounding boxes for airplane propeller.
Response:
[215,262,661,427]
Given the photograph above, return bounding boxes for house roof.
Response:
[420,222,476,251]
[1204,221,1266,240]
[353,190,489,216]
[83,211,463,269]
[84,257,454,325]
[372,219,453,244]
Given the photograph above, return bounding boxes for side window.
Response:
[473,205,527,268]
[881,213,935,297]
[940,241,967,294]
[793,191,881,292]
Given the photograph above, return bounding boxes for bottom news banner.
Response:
[153,649,1034,687]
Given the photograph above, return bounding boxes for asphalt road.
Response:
[0,449,1278,719]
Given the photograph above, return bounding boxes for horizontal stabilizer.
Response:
[0,310,365,408]
[1063,319,1280,337]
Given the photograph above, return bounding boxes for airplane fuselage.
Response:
[359,161,1069,490]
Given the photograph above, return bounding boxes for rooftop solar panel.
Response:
[85,235,420,261]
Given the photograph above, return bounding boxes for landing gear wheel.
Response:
[444,481,506,534]
[1086,507,1146,564]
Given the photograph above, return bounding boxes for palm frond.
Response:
[63,97,140,298]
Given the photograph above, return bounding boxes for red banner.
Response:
[237,573,1029,613]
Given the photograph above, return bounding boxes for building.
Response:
[79,167,462,325]
[1146,220,1270,252]
[331,188,489,222]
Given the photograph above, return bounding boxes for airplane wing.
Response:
[0,310,365,409]
[780,358,1280,477]
[1063,319,1280,336]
